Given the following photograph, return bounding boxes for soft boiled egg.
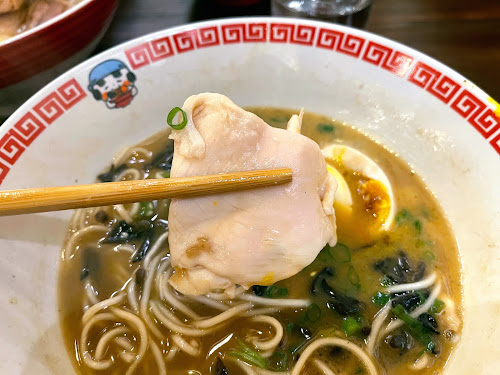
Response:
[321,144,396,243]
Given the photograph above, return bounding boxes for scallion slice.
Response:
[167,107,187,130]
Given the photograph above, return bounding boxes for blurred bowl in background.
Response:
[0,0,118,119]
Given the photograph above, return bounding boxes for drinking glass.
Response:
[271,0,374,28]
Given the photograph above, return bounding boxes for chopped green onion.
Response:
[317,327,337,337]
[393,305,436,353]
[318,246,334,261]
[430,299,445,314]
[422,250,436,262]
[163,171,170,178]
[415,291,426,305]
[266,285,288,299]
[305,303,322,323]
[317,123,335,133]
[253,285,288,299]
[416,348,427,358]
[414,220,423,234]
[395,209,411,225]
[285,322,295,334]
[269,350,288,371]
[329,243,351,263]
[380,275,395,287]
[227,338,267,368]
[348,265,360,286]
[416,239,434,248]
[372,292,390,307]
[342,316,362,337]
[167,107,188,130]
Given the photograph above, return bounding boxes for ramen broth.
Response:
[58,108,462,375]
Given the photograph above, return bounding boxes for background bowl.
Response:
[0,0,119,118]
[0,17,498,374]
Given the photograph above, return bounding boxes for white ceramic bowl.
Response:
[0,17,498,374]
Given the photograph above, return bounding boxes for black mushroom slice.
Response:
[145,141,175,171]
[103,220,153,244]
[80,247,100,281]
[418,313,440,335]
[213,357,229,375]
[97,163,127,182]
[131,221,155,263]
[102,220,155,263]
[374,251,427,284]
[412,262,426,282]
[389,331,414,351]
[252,285,267,296]
[310,267,335,295]
[397,251,412,273]
[391,291,428,312]
[373,256,408,284]
[103,220,137,243]
[132,237,151,263]
[321,279,361,316]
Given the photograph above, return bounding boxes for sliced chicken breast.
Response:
[168,93,337,296]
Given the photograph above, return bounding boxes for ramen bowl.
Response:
[0,0,119,118]
[0,17,498,374]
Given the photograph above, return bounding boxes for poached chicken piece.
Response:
[168,93,337,296]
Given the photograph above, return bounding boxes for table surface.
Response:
[94,0,500,101]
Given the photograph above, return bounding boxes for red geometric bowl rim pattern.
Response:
[0,17,498,186]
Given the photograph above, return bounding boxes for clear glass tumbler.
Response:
[271,0,374,28]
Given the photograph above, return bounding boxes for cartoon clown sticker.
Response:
[88,59,138,109]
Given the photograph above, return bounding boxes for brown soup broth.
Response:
[58,108,463,375]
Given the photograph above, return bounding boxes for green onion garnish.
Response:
[342,316,362,337]
[269,350,288,371]
[167,107,187,130]
[348,265,360,286]
[416,239,434,248]
[416,290,426,305]
[393,304,436,353]
[395,209,411,225]
[266,285,288,299]
[227,338,267,368]
[380,275,395,287]
[422,250,436,262]
[372,291,390,307]
[305,303,322,323]
[317,123,335,134]
[430,299,445,314]
[329,243,351,263]
[414,219,423,234]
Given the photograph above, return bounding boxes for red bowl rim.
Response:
[0,0,95,49]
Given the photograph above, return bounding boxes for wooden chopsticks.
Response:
[0,168,292,216]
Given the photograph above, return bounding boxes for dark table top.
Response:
[94,0,500,101]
